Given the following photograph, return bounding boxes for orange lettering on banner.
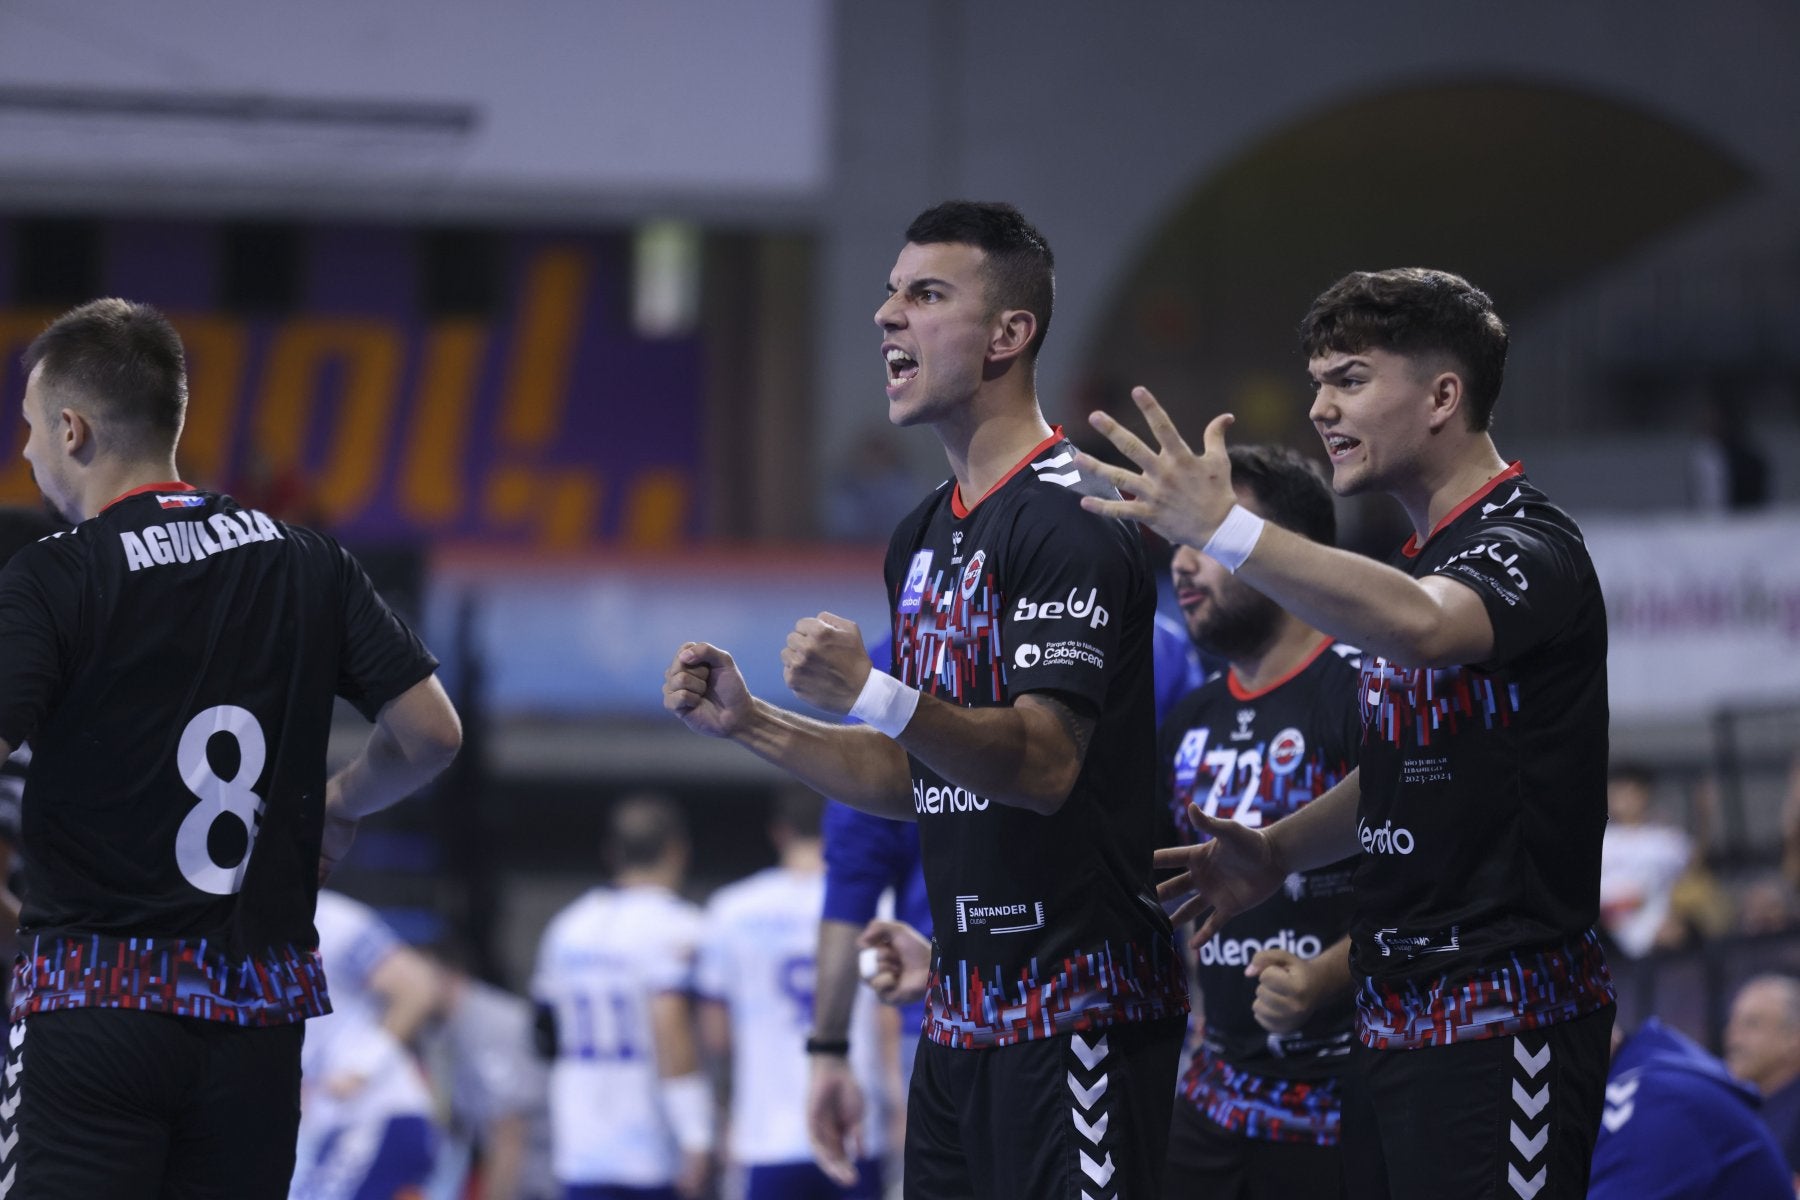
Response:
[255,319,401,524]
[540,472,602,549]
[483,466,537,527]
[498,249,588,450]
[400,319,488,525]
[0,310,55,506]
[483,247,597,545]
[622,470,690,547]
[170,315,247,489]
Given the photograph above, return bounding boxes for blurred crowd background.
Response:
[0,0,1797,1192]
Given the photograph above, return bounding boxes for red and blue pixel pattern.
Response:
[892,566,1006,705]
[923,938,1189,1049]
[1359,658,1521,749]
[11,933,331,1026]
[1356,928,1613,1050]
[1179,1048,1341,1145]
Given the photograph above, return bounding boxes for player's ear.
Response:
[987,309,1036,367]
[60,406,94,456]
[1425,370,1464,433]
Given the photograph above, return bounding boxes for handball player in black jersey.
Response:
[1078,270,1614,1200]
[0,300,462,1198]
[1157,445,1360,1200]
[665,202,1187,1199]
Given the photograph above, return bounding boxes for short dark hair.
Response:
[1299,269,1508,432]
[1228,445,1336,547]
[606,792,687,871]
[771,785,825,840]
[22,299,188,456]
[905,201,1055,359]
[1608,762,1656,790]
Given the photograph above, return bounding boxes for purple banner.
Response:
[0,219,704,547]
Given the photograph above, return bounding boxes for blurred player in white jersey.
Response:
[698,788,897,1199]
[420,952,556,1200]
[292,889,446,1200]
[532,794,713,1200]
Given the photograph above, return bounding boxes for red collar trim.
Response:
[102,480,194,513]
[1228,634,1335,701]
[951,428,1064,519]
[1400,462,1525,559]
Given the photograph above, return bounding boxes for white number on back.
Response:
[173,705,268,895]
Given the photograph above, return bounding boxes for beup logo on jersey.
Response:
[1268,727,1306,776]
[1443,539,1529,592]
[954,894,1046,934]
[1012,588,1109,630]
[913,779,991,815]
[960,549,987,600]
[898,550,934,614]
[1196,929,1323,967]
[1013,643,1041,669]
[1357,818,1416,855]
[1231,708,1255,742]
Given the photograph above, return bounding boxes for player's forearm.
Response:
[370,948,445,1044]
[895,692,1080,815]
[812,919,865,1040]
[478,1114,529,1200]
[1266,770,1362,873]
[328,687,462,819]
[1239,524,1486,668]
[733,699,915,819]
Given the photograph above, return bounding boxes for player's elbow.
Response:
[1378,606,1488,671]
[418,709,463,770]
[1003,759,1080,816]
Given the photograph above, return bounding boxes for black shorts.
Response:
[1163,1098,1344,1200]
[904,1015,1184,1200]
[1340,1005,1614,1200]
[1,1007,304,1199]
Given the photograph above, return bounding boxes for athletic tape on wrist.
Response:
[1202,503,1265,573]
[849,670,920,739]
[661,1072,714,1155]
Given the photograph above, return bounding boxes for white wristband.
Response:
[1201,503,1265,573]
[661,1072,714,1155]
[849,669,921,739]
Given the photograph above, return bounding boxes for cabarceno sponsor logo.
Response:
[913,779,991,814]
[1357,818,1416,855]
[1197,929,1324,966]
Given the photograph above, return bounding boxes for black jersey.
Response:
[1158,637,1360,1144]
[884,430,1188,1049]
[1351,464,1613,1050]
[0,483,438,1026]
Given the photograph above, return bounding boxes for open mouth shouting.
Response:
[1322,431,1362,462]
[884,344,919,393]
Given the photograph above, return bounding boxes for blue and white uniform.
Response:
[698,866,887,1198]
[291,890,439,1200]
[532,885,704,1192]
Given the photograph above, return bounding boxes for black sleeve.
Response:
[333,543,440,722]
[0,544,77,748]
[1427,518,1587,668]
[1001,499,1135,711]
[1152,714,1181,849]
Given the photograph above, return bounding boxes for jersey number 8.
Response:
[174,705,268,895]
